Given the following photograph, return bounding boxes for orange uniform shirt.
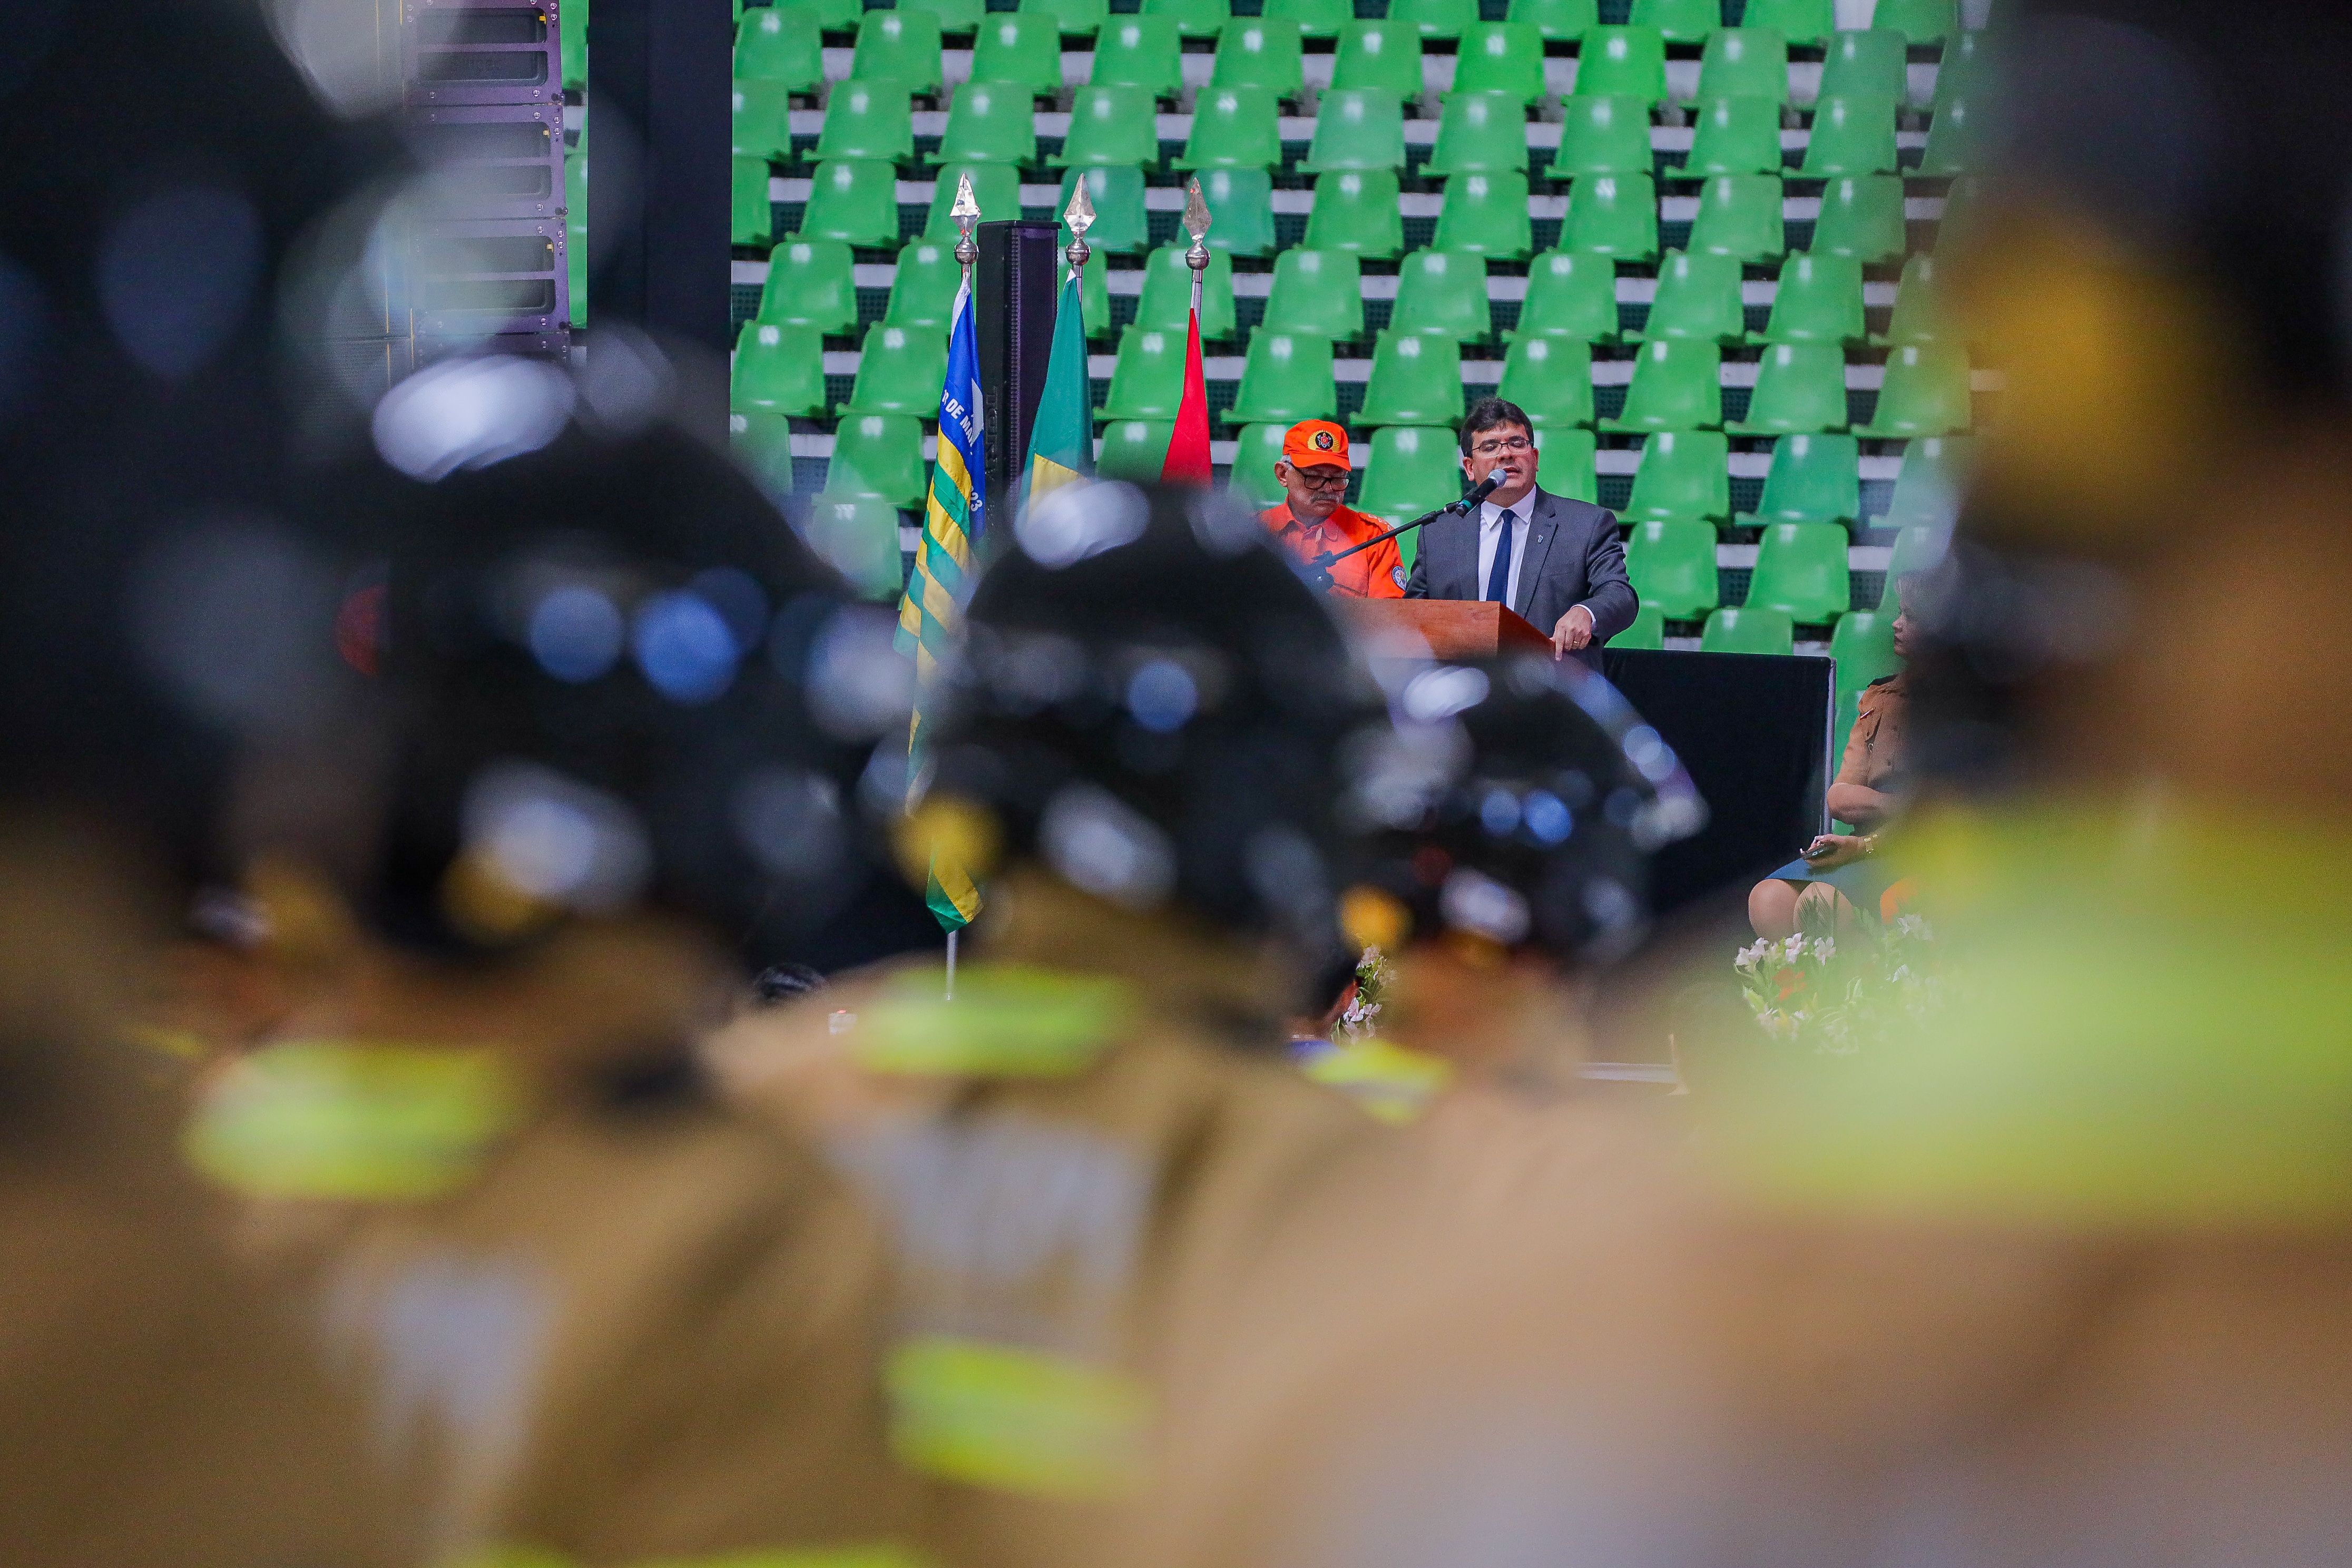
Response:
[1260,503,1407,599]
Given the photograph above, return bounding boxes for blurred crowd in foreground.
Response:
[5,2,2351,1565]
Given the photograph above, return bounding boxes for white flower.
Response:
[1734,938,1769,972]
[1810,936,1837,964]
[1782,934,1807,962]
[1894,915,1934,942]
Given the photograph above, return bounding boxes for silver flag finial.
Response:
[1063,178,1095,271]
[1182,175,1211,273]
[952,170,982,269]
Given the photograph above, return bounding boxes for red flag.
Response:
[1161,305,1213,484]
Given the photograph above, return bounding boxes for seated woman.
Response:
[1749,576,1915,939]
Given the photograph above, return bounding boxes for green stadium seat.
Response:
[1552,95,1652,179]
[733,155,774,248]
[1135,243,1237,338]
[799,159,902,249]
[562,0,587,93]
[1696,28,1790,104]
[1875,253,1947,346]
[1388,0,1478,41]
[1210,17,1305,95]
[1817,30,1906,107]
[1262,249,1364,340]
[1738,432,1860,528]
[826,414,929,508]
[1090,15,1183,96]
[1427,91,1531,176]
[1223,330,1339,425]
[1140,0,1229,41]
[802,0,869,31]
[1573,25,1668,103]
[1510,250,1621,342]
[1700,605,1794,654]
[1391,250,1492,342]
[1635,249,1743,344]
[814,81,915,163]
[935,81,1037,166]
[731,411,798,499]
[1625,517,1719,618]
[1265,0,1350,40]
[1935,27,1985,103]
[1227,422,1296,506]
[1057,164,1151,254]
[732,80,796,165]
[1305,89,1407,172]
[1629,0,1717,45]
[1612,602,1666,648]
[803,495,905,602]
[1872,0,1958,47]
[900,0,986,34]
[1433,171,1535,260]
[1883,435,1973,528]
[736,6,824,91]
[731,321,829,416]
[1497,335,1595,428]
[1755,250,1864,346]
[1076,247,1111,338]
[1687,172,1785,263]
[1356,330,1465,428]
[1101,325,1189,419]
[569,136,588,327]
[1506,0,1599,43]
[1883,520,1949,584]
[1829,607,1898,710]
[1622,428,1731,524]
[1560,172,1659,261]
[1053,85,1160,166]
[1330,21,1423,97]
[1197,167,1277,257]
[1604,338,1723,432]
[1917,93,1974,178]
[1798,95,1898,178]
[1176,85,1281,171]
[1533,425,1599,501]
[1357,425,1464,522]
[971,13,1067,96]
[850,11,944,94]
[1302,168,1405,258]
[1019,0,1106,39]
[1677,94,1783,178]
[758,236,859,334]
[1746,520,1849,622]
[1727,341,1848,436]
[1935,173,1988,252]
[839,322,948,417]
[1738,0,1832,45]
[1810,173,1908,265]
[1856,342,1971,438]
[1097,418,1176,481]
[1453,22,1547,102]
[884,239,962,329]
[926,162,1023,239]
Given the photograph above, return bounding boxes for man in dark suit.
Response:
[1404,397,1638,670]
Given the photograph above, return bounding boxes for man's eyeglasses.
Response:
[1290,467,1350,493]
[1468,436,1534,457]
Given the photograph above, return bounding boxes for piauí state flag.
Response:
[1161,294,1213,484]
[1022,261,1094,508]
[895,273,986,933]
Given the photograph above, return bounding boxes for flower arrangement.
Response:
[1338,945,1393,1041]
[1733,915,1945,1054]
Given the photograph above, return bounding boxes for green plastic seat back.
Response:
[1387,0,1478,41]
[1883,435,1973,530]
[800,158,903,249]
[1195,167,1277,257]
[1730,340,1849,436]
[1628,0,1716,45]
[1075,247,1111,338]
[731,411,798,501]
[1758,250,1863,345]
[1057,164,1151,253]
[1306,88,1407,171]
[805,0,867,31]
[1225,331,1339,425]
[899,0,986,34]
[1747,520,1850,621]
[1573,25,1668,102]
[1883,520,1950,582]
[1505,0,1598,43]
[1139,0,1230,41]
[733,154,774,248]
[1097,419,1176,481]
[1391,249,1493,342]
[1640,249,1744,342]
[1179,84,1282,171]
[1872,0,1957,47]
[803,495,906,601]
[562,0,589,92]
[1263,0,1351,40]
[1860,341,1972,438]
[1936,173,1987,252]
[1497,335,1595,428]
[1700,604,1794,654]
[569,136,590,325]
[1102,325,1189,420]
[938,80,1038,165]
[1747,432,1860,526]
[971,14,1067,95]
[732,80,797,163]
[841,321,949,417]
[1810,172,1908,264]
[885,239,962,328]
[1829,607,1897,706]
[1917,92,1974,178]
[1227,422,1297,505]
[1697,27,1790,103]
[1301,168,1405,258]
[850,10,944,92]
[1019,0,1108,39]
[1135,244,1237,338]
[1533,425,1599,501]
[1623,428,1730,522]
[1515,250,1619,342]
[1090,14,1182,94]
[926,163,1023,240]
[1682,94,1783,177]
[1427,91,1530,175]
[1737,0,1831,45]
[1262,249,1365,339]
[1625,517,1719,618]
[1798,94,1897,177]
[737,6,824,89]
[1210,17,1305,94]
[758,236,858,332]
[1553,94,1651,179]
[1330,21,1423,96]
[1358,425,1465,523]
[1055,84,1161,165]
[1611,338,1723,432]
[1453,22,1547,101]
[815,80,915,162]
[731,321,829,416]
[1357,330,1466,427]
[1434,171,1535,259]
[1687,172,1785,263]
[1560,172,1659,261]
[1613,601,1667,649]
[1877,253,1947,345]
[826,413,929,507]
[1817,29,1907,106]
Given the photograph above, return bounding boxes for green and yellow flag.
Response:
[1021,253,1094,509]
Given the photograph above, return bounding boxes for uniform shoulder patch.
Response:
[1392,564,1408,590]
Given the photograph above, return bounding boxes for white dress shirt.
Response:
[1476,491,1537,607]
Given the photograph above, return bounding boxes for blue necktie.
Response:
[1483,511,1513,603]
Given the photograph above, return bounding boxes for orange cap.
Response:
[1280,419,1351,469]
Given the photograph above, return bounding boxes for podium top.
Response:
[1333,599,1553,661]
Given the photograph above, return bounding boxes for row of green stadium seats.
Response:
[1627,515,1943,621]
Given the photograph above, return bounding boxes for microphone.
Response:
[1447,472,1504,516]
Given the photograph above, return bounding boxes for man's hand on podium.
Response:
[1551,605,1595,657]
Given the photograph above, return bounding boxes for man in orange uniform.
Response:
[1258,421,1406,599]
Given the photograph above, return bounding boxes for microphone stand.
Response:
[1301,477,1502,594]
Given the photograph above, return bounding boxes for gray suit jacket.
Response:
[1403,487,1639,674]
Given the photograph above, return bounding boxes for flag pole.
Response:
[1182,175,1210,326]
[942,171,983,1004]
[1063,176,1094,281]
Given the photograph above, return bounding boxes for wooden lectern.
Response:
[1334,599,1554,660]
